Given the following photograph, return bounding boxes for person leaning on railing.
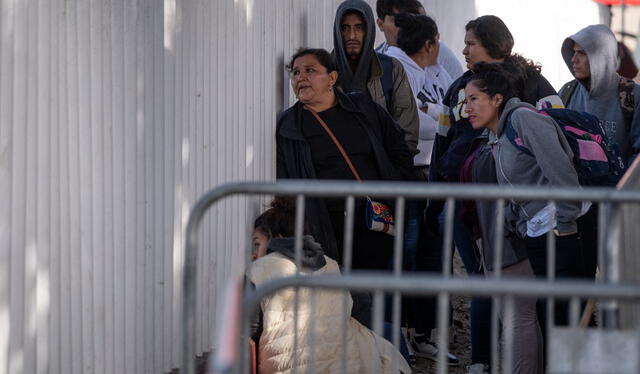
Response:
[463,61,592,373]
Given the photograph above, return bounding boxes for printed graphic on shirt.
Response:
[536,94,565,110]
[452,87,468,122]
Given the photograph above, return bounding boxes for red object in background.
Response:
[618,42,639,79]
[593,0,640,4]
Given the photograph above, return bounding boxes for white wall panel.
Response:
[0,0,614,373]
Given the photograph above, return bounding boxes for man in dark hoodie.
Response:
[333,0,420,155]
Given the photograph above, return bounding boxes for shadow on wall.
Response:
[277,54,286,114]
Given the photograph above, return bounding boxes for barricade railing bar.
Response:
[182,180,640,374]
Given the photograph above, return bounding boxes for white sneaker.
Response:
[411,339,459,366]
[467,363,490,374]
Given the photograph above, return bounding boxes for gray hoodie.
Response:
[561,24,640,164]
[491,98,581,237]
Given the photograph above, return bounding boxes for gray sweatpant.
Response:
[486,259,544,374]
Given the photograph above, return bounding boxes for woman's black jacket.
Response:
[275,89,420,260]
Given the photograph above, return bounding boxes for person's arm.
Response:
[275,113,290,179]
[512,109,580,233]
[390,58,420,154]
[374,101,421,181]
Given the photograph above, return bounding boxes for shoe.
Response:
[467,363,490,374]
[411,338,459,366]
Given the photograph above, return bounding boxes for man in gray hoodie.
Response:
[560,24,640,168]
[559,25,639,307]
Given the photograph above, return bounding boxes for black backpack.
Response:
[504,107,625,186]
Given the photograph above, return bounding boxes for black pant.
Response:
[329,203,394,328]
[524,232,585,333]
[413,222,443,337]
[329,204,395,271]
[577,205,599,281]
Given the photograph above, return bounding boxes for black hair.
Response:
[465,15,542,83]
[468,62,524,113]
[375,0,420,19]
[286,48,336,74]
[253,197,297,238]
[395,13,438,56]
[465,15,513,60]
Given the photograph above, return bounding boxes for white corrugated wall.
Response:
[0,0,605,373]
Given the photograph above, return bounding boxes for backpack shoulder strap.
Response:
[559,79,578,107]
[504,109,535,157]
[618,76,635,133]
[377,52,394,111]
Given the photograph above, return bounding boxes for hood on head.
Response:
[561,24,618,97]
[333,0,377,93]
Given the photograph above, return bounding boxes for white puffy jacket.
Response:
[247,252,410,374]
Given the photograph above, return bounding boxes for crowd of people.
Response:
[248,0,640,373]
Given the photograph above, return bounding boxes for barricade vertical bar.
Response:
[442,198,455,277]
[570,297,580,327]
[492,199,505,373]
[605,202,621,328]
[597,202,606,330]
[492,199,505,277]
[437,198,455,374]
[341,196,355,374]
[307,290,317,374]
[392,197,406,372]
[392,197,406,354]
[294,194,305,270]
[436,292,450,374]
[503,295,515,374]
[342,196,355,274]
[292,194,306,374]
[546,216,556,340]
[373,290,385,338]
[237,298,249,374]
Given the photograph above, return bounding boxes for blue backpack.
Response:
[505,108,625,186]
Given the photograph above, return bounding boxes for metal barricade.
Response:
[182,180,640,374]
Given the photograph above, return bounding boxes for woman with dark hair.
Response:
[385,12,450,167]
[463,62,589,374]
[430,14,563,189]
[423,15,565,374]
[276,47,419,271]
[247,197,411,374]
